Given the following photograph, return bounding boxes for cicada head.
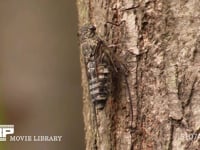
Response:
[78,24,96,41]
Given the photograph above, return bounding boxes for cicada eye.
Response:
[89,25,96,32]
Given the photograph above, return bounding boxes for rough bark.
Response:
[77,0,200,150]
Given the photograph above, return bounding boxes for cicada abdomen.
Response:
[88,60,112,109]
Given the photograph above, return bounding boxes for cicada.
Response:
[79,23,131,111]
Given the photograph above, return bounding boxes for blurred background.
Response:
[0,0,84,150]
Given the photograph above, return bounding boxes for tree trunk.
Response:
[77,0,200,149]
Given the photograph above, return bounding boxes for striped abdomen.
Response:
[87,61,111,109]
